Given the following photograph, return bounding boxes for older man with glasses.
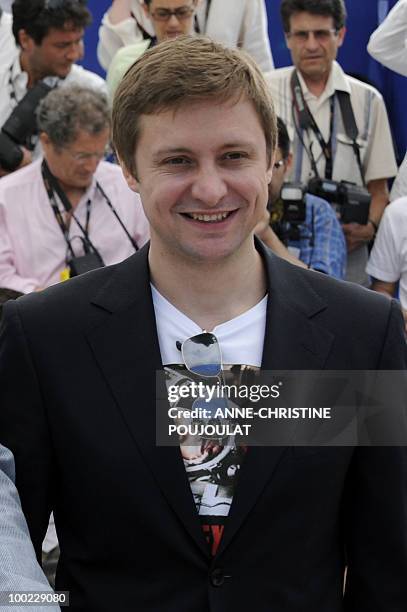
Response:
[266,0,397,288]
[0,85,149,301]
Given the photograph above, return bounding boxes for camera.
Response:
[0,82,51,172]
[308,177,371,224]
[68,253,104,277]
[268,182,307,243]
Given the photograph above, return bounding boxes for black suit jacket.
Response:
[0,243,406,611]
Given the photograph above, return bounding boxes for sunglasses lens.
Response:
[182,332,222,377]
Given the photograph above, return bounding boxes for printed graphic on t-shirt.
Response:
[165,364,260,556]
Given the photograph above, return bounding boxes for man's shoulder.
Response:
[382,196,407,223]
[0,159,42,198]
[64,64,107,93]
[4,246,149,331]
[343,69,384,102]
[268,247,393,319]
[265,65,293,85]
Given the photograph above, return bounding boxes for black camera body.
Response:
[308,177,371,224]
[269,182,307,243]
[68,253,103,277]
[0,82,51,172]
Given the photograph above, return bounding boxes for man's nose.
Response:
[304,32,320,50]
[190,165,228,206]
[66,41,83,62]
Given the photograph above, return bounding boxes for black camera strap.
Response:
[291,70,334,180]
[291,70,366,186]
[41,160,104,265]
[95,181,139,251]
[336,90,366,186]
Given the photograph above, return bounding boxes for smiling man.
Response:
[0,36,406,611]
[0,0,105,174]
[266,0,397,287]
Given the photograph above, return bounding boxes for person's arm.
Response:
[241,0,274,72]
[342,178,389,252]
[0,445,60,609]
[307,196,347,279]
[367,0,407,76]
[255,211,307,269]
[0,205,40,294]
[0,147,32,178]
[391,152,407,201]
[107,0,132,24]
[97,1,152,70]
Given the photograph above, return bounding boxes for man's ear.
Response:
[286,152,293,174]
[120,161,141,193]
[266,151,276,184]
[336,26,346,48]
[18,29,35,52]
[39,132,51,151]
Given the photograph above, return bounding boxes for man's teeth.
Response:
[188,212,231,222]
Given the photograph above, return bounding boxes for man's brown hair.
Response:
[112,35,277,177]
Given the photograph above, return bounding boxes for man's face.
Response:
[125,97,273,264]
[42,128,110,190]
[286,12,345,82]
[144,0,197,42]
[269,148,291,204]
[24,25,84,79]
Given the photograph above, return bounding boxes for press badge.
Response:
[60,268,70,282]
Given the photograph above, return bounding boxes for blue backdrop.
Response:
[82,0,407,159]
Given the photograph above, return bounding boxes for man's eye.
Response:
[223,152,247,161]
[164,157,191,166]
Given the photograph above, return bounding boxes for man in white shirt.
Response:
[266,0,397,285]
[97,0,274,72]
[0,0,106,174]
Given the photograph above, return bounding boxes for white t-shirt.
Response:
[366,197,407,309]
[151,284,267,555]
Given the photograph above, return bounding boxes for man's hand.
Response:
[0,147,32,178]
[342,221,375,252]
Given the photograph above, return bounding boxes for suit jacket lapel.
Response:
[86,246,210,558]
[216,243,335,558]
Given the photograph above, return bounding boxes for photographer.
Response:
[0,85,149,295]
[0,0,106,175]
[256,117,346,279]
[266,0,397,285]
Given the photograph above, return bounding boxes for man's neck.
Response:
[19,52,45,88]
[300,70,330,98]
[149,239,267,332]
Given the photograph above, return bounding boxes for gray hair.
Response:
[37,86,111,149]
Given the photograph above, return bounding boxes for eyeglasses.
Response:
[63,144,112,163]
[287,28,338,43]
[149,5,195,22]
[180,332,231,444]
[181,332,222,377]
